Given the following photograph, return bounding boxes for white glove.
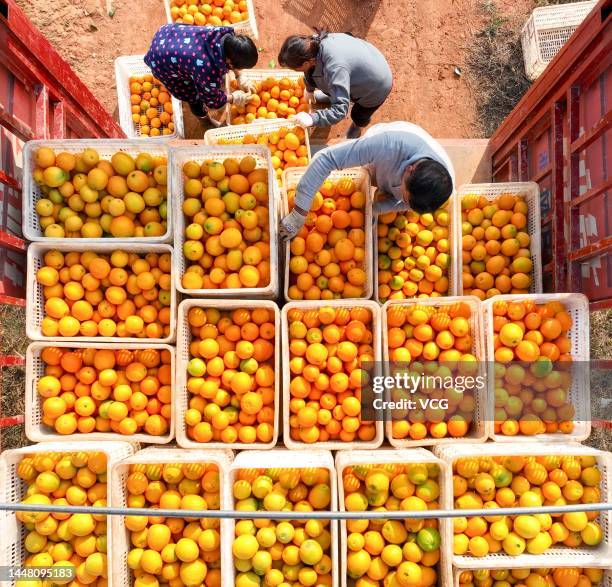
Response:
[238,74,258,94]
[303,89,314,103]
[293,111,314,128]
[279,209,307,240]
[231,90,251,108]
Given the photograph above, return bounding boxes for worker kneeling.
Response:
[145,24,258,121]
[279,121,455,240]
[278,30,393,138]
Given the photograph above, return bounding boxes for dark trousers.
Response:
[350,101,384,127]
[188,102,207,119]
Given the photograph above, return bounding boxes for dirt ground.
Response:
[15,0,532,140]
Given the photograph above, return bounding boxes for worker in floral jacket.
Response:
[145,24,258,120]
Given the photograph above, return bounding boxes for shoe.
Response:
[313,89,331,104]
[346,123,362,139]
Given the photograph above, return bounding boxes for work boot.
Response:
[346,123,362,139]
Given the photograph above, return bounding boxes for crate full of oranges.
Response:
[115,56,184,139]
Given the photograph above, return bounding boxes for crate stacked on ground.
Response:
[382,296,488,447]
[205,118,312,186]
[457,182,542,298]
[111,447,233,587]
[434,442,612,569]
[23,140,171,242]
[281,299,384,450]
[115,55,185,139]
[226,69,310,125]
[484,293,591,442]
[164,0,259,40]
[375,192,460,302]
[225,449,339,587]
[25,341,175,444]
[171,144,279,298]
[521,0,597,80]
[336,449,450,587]
[0,441,136,586]
[175,299,280,449]
[282,167,374,301]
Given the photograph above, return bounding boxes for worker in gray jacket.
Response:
[279,121,455,239]
[278,31,392,138]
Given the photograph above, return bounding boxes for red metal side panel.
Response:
[489,0,612,308]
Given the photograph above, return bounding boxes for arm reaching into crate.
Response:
[280,121,455,239]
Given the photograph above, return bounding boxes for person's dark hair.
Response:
[406,160,453,213]
[223,35,258,69]
[278,31,327,68]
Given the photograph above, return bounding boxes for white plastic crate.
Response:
[374,191,461,303]
[25,341,175,444]
[281,166,374,301]
[164,0,259,39]
[281,299,384,450]
[170,143,279,298]
[22,139,171,243]
[226,449,338,587]
[452,567,612,587]
[114,55,184,140]
[226,69,309,125]
[336,449,452,587]
[456,182,542,295]
[175,298,281,449]
[110,447,233,587]
[434,442,612,569]
[204,118,312,181]
[521,0,597,80]
[26,242,176,343]
[0,441,137,586]
[483,293,591,442]
[381,296,489,448]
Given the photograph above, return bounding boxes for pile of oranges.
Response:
[491,298,576,437]
[36,249,172,339]
[452,454,603,557]
[184,305,276,445]
[169,0,249,27]
[16,450,110,583]
[129,74,174,137]
[229,76,310,125]
[459,568,606,587]
[377,207,451,302]
[32,147,168,239]
[286,304,377,445]
[180,156,272,291]
[216,125,309,183]
[343,462,441,585]
[462,193,534,299]
[386,301,477,443]
[36,346,172,437]
[231,466,333,586]
[124,461,222,587]
[287,177,368,300]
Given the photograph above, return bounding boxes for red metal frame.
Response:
[489,0,612,309]
[0,0,124,435]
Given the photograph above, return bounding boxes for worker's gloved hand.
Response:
[293,112,314,128]
[303,89,314,103]
[231,90,252,108]
[279,209,307,240]
[238,74,258,94]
